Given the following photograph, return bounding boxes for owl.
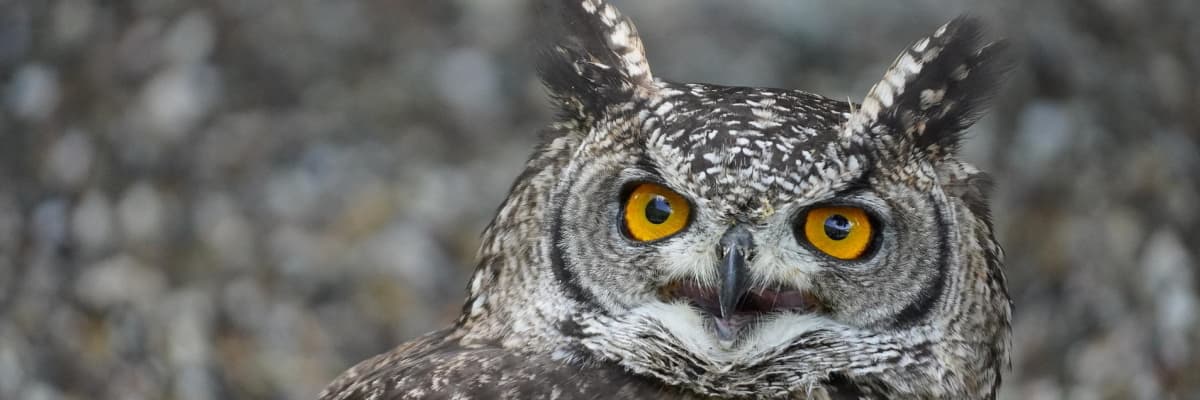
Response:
[321,0,1012,399]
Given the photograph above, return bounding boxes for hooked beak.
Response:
[656,222,821,346]
[717,224,753,320]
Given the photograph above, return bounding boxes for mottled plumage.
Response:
[322,1,1012,399]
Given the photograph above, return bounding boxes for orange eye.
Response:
[622,183,690,242]
[802,206,875,260]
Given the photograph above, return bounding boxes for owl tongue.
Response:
[713,316,739,344]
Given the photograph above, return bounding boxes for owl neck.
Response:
[451,129,589,352]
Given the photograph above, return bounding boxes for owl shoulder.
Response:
[319,330,685,400]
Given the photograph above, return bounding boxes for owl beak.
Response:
[717,224,754,321]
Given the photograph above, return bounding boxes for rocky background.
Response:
[0,0,1197,399]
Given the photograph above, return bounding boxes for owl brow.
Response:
[613,161,667,193]
[830,173,875,199]
[633,153,663,178]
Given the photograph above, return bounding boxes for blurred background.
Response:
[0,0,1197,399]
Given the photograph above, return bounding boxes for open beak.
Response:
[717,224,753,321]
[656,223,822,346]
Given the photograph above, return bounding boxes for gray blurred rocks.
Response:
[434,48,505,125]
[72,189,114,254]
[6,63,58,122]
[135,63,220,143]
[1009,100,1072,182]
[0,195,22,255]
[50,0,95,50]
[30,198,68,249]
[75,254,166,309]
[163,290,215,400]
[0,1,1196,399]
[18,383,61,400]
[43,130,94,190]
[0,2,32,68]
[1140,229,1197,370]
[194,192,255,270]
[162,11,215,66]
[117,181,166,246]
[0,327,26,399]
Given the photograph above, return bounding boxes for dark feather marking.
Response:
[825,373,871,399]
[550,186,603,312]
[634,152,662,178]
[891,193,950,327]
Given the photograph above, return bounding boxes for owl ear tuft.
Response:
[844,17,1013,162]
[536,0,655,120]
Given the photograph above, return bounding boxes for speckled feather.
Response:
[322,1,1012,399]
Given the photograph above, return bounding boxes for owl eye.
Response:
[800,206,875,260]
[622,183,690,242]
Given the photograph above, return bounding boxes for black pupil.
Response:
[644,196,672,224]
[824,214,852,240]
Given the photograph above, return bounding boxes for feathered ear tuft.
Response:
[536,0,655,121]
[843,17,1013,162]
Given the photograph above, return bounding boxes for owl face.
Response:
[532,0,1011,397]
[552,81,957,348]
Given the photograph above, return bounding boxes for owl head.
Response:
[465,0,1013,397]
